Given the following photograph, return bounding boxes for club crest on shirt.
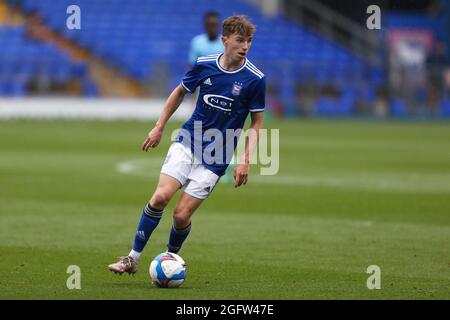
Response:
[231,82,243,96]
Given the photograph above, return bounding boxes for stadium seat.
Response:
[5,0,378,104]
[0,23,91,96]
[441,100,450,117]
[390,98,408,116]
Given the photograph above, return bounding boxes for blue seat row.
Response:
[0,25,90,96]
[2,0,383,103]
[7,0,376,84]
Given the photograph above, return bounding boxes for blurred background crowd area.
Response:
[0,0,449,118]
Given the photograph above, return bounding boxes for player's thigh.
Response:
[150,173,182,206]
[155,172,182,193]
[173,192,204,220]
[152,142,192,206]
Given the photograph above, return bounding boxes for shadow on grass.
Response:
[108,281,193,291]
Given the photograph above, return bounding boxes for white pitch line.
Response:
[116,158,164,176]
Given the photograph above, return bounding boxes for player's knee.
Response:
[150,191,171,209]
[173,206,190,228]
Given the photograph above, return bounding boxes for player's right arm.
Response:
[142,60,202,151]
[142,85,188,151]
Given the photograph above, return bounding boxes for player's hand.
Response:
[142,126,163,151]
[233,164,249,188]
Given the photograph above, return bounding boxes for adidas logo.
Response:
[137,230,145,240]
[203,78,212,86]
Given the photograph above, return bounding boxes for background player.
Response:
[108,15,265,275]
[188,11,224,67]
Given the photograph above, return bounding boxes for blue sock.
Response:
[132,203,163,253]
[167,222,192,253]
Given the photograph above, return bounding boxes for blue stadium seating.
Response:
[0,24,89,96]
[389,98,408,117]
[385,13,446,41]
[314,90,356,116]
[441,100,450,117]
[5,0,379,112]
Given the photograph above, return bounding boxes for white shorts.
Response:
[161,143,220,200]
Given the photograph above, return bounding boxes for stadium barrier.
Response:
[0,98,192,120]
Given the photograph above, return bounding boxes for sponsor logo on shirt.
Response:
[203,94,234,112]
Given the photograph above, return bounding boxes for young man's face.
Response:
[222,33,253,62]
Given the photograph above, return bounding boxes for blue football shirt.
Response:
[177,53,266,176]
[188,34,224,65]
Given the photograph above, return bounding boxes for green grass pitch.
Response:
[0,119,449,299]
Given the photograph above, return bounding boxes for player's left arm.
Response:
[234,111,264,188]
[234,75,266,188]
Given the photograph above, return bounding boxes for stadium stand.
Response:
[3,0,379,115]
[384,10,450,117]
[0,24,90,96]
[0,0,91,97]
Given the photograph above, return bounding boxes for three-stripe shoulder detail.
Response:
[245,61,264,79]
[197,54,220,63]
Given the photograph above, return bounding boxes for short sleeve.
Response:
[181,62,203,93]
[248,77,266,112]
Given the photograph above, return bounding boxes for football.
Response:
[149,252,187,288]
